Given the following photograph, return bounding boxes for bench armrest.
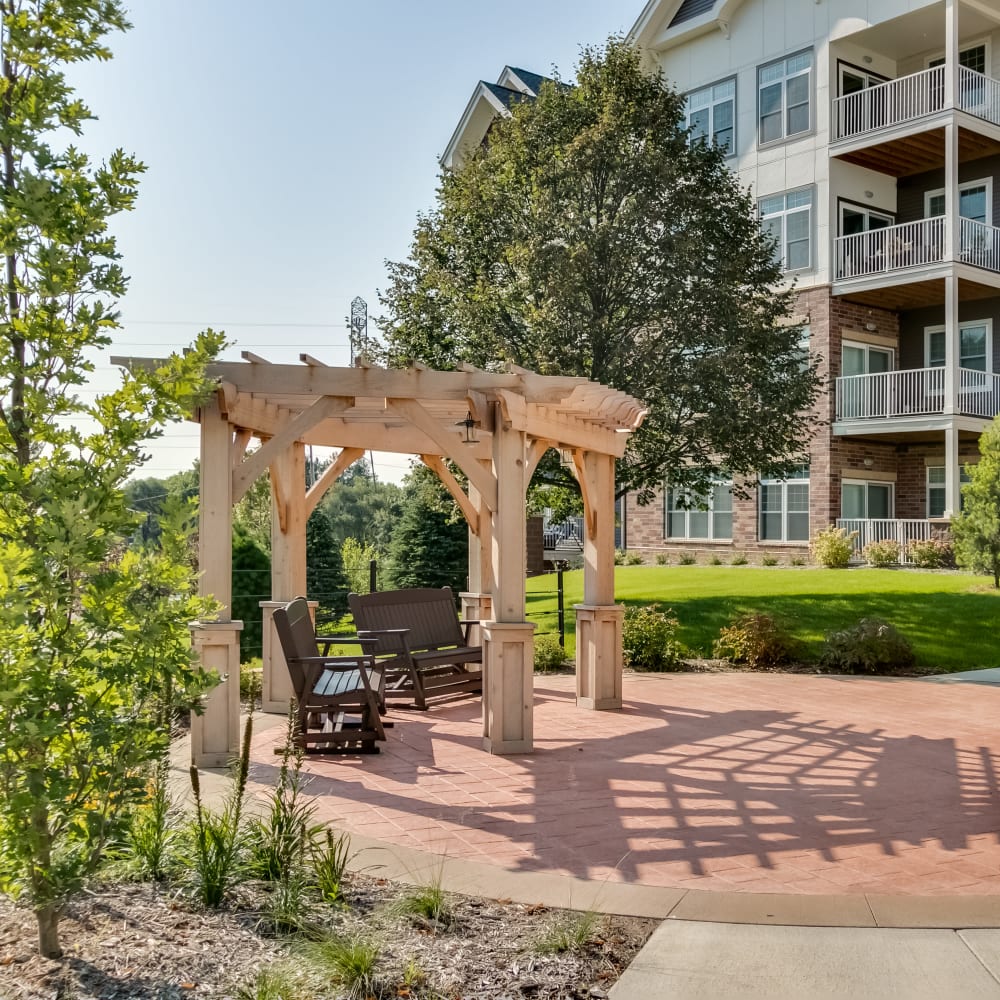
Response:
[460,619,481,626]
[357,628,411,636]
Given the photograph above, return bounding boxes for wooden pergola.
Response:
[118,354,645,766]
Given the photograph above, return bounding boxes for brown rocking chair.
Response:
[272,596,386,754]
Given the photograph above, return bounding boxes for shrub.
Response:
[534,634,568,673]
[625,551,644,565]
[678,552,696,565]
[622,605,685,671]
[731,552,748,566]
[305,935,382,1000]
[820,618,915,675]
[708,554,722,565]
[614,549,627,565]
[714,612,795,669]
[790,555,806,567]
[123,754,177,882]
[761,555,778,567]
[811,525,857,568]
[240,658,263,704]
[313,829,354,905]
[864,539,900,568]
[908,537,955,569]
[655,553,669,565]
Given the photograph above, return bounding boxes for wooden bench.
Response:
[272,596,386,753]
[348,587,483,710]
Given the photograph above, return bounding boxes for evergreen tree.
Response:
[231,523,272,661]
[307,507,349,625]
[952,416,1000,588]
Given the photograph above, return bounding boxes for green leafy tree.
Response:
[386,465,468,593]
[379,38,821,502]
[0,1,222,957]
[307,507,348,625]
[952,417,1000,588]
[341,535,378,595]
[320,458,403,554]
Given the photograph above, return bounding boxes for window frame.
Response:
[926,465,971,518]
[924,177,993,225]
[838,199,894,237]
[841,478,894,520]
[759,187,814,273]
[836,60,889,98]
[842,339,895,376]
[665,477,734,542]
[926,39,990,73]
[758,466,810,543]
[757,48,814,148]
[685,76,737,158]
[924,319,992,373]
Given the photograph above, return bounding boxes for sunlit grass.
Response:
[527,566,1000,670]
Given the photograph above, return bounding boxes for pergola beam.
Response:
[421,454,478,533]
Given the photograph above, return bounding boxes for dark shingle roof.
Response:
[483,82,531,109]
[669,0,715,27]
[506,68,550,96]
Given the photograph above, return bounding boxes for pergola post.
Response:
[482,408,534,754]
[261,441,308,713]
[190,397,243,767]
[574,450,623,710]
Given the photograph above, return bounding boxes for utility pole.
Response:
[348,296,377,483]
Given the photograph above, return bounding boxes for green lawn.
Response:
[526,566,1000,671]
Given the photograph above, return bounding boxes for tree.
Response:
[306,507,349,625]
[0,2,222,957]
[320,458,403,555]
[386,465,468,593]
[952,417,1000,588]
[231,523,271,661]
[379,39,822,503]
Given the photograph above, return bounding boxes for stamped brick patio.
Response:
[247,673,1000,896]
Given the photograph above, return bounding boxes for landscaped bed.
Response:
[528,565,1000,669]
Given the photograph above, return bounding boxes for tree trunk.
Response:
[35,905,61,959]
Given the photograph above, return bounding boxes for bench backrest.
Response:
[348,587,465,654]
[273,597,318,695]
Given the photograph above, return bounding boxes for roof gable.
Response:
[629,0,750,52]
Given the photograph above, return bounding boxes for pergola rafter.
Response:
[113,354,646,766]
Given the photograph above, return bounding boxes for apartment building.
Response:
[622,0,1000,558]
[443,1,1000,559]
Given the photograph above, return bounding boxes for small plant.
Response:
[908,537,955,569]
[622,604,685,671]
[534,634,568,673]
[820,618,915,675]
[234,965,306,1000]
[761,554,779,567]
[655,552,669,565]
[186,712,254,908]
[714,612,795,669]
[614,549,627,565]
[535,910,601,955]
[708,554,723,565]
[124,752,177,882]
[312,829,355,905]
[811,525,857,569]
[731,552,748,566]
[864,538,900,568]
[392,879,452,928]
[624,551,644,565]
[790,555,806,567]
[678,552,696,565]
[400,957,427,989]
[240,658,263,706]
[304,934,382,1000]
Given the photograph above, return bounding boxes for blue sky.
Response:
[70,0,641,481]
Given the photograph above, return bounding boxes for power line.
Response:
[121,320,354,329]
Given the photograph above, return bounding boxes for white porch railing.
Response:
[959,218,1000,273]
[833,65,944,141]
[959,66,1000,127]
[836,367,1000,421]
[836,519,937,564]
[834,218,945,280]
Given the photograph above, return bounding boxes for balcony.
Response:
[834,217,1000,284]
[835,519,941,564]
[836,367,1000,422]
[833,66,1000,144]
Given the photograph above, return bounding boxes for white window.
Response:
[758,50,813,145]
[925,320,992,372]
[928,42,988,75]
[666,479,733,540]
[686,78,736,156]
[925,178,992,225]
[927,466,971,518]
[841,480,893,520]
[759,466,810,542]
[842,341,893,377]
[760,188,813,272]
[838,63,887,98]
[840,202,893,237]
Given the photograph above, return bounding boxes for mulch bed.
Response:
[0,877,655,1000]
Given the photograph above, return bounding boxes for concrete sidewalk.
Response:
[609,921,1000,999]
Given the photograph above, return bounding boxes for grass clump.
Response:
[811,525,856,568]
[761,554,778,567]
[535,910,601,955]
[730,552,748,566]
[655,553,669,565]
[714,612,795,669]
[534,634,568,673]
[123,751,177,882]
[392,879,452,928]
[678,552,696,565]
[312,829,355,905]
[708,554,723,565]
[624,551,644,565]
[303,934,382,1000]
[820,618,915,675]
[234,965,308,1000]
[622,604,685,671]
